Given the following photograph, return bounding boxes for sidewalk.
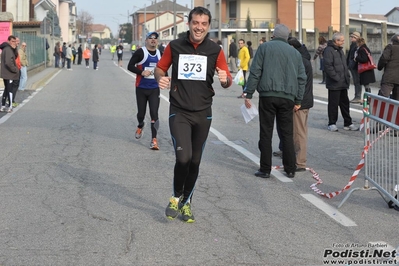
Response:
[0,66,59,117]
[0,66,59,103]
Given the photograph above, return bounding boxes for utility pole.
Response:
[155,0,157,33]
[218,0,222,41]
[340,0,346,36]
[298,0,302,43]
[142,4,147,45]
[173,0,176,39]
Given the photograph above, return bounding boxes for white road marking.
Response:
[301,193,357,226]
[314,99,363,114]
[210,127,293,183]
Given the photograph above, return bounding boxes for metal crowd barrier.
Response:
[339,92,399,209]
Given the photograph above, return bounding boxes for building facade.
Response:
[130,0,191,45]
[91,24,112,40]
[203,0,350,38]
[1,0,76,43]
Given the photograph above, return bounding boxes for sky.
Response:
[74,0,397,36]
[348,0,397,15]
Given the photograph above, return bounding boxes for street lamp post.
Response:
[218,0,222,41]
[142,4,147,45]
[112,18,120,42]
[298,0,303,43]
[173,0,176,39]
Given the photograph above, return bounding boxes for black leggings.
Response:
[135,87,160,138]
[169,105,212,204]
[2,79,18,106]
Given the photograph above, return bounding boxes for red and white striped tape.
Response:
[309,127,390,198]
[275,96,397,198]
[359,106,368,132]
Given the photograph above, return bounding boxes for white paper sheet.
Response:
[240,104,258,123]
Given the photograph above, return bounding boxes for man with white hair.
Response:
[18,41,28,91]
[324,32,358,132]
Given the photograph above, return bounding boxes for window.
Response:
[1,0,6,12]
[229,0,236,19]
[162,29,169,37]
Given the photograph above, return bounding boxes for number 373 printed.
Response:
[178,54,207,81]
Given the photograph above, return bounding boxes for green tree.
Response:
[119,23,132,44]
[91,36,100,44]
[246,9,252,33]
[102,38,113,44]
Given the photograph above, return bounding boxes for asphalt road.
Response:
[0,50,397,266]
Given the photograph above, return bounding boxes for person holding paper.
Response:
[244,24,306,179]
[155,7,232,223]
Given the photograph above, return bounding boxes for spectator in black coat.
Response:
[347,31,362,103]
[288,37,313,171]
[354,37,376,99]
[323,32,358,132]
[377,34,399,100]
[77,44,82,65]
[247,40,253,69]
[229,39,238,72]
[92,44,99,70]
[61,42,67,68]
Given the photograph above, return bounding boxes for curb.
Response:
[28,68,60,91]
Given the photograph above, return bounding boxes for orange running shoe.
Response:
[150,138,159,150]
[135,127,143,139]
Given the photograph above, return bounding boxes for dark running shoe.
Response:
[165,196,181,220]
[180,202,195,223]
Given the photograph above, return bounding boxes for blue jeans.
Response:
[54,54,60,67]
[18,66,27,91]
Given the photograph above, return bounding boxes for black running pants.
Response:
[169,105,212,204]
[135,87,160,138]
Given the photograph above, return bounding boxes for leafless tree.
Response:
[76,10,93,35]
